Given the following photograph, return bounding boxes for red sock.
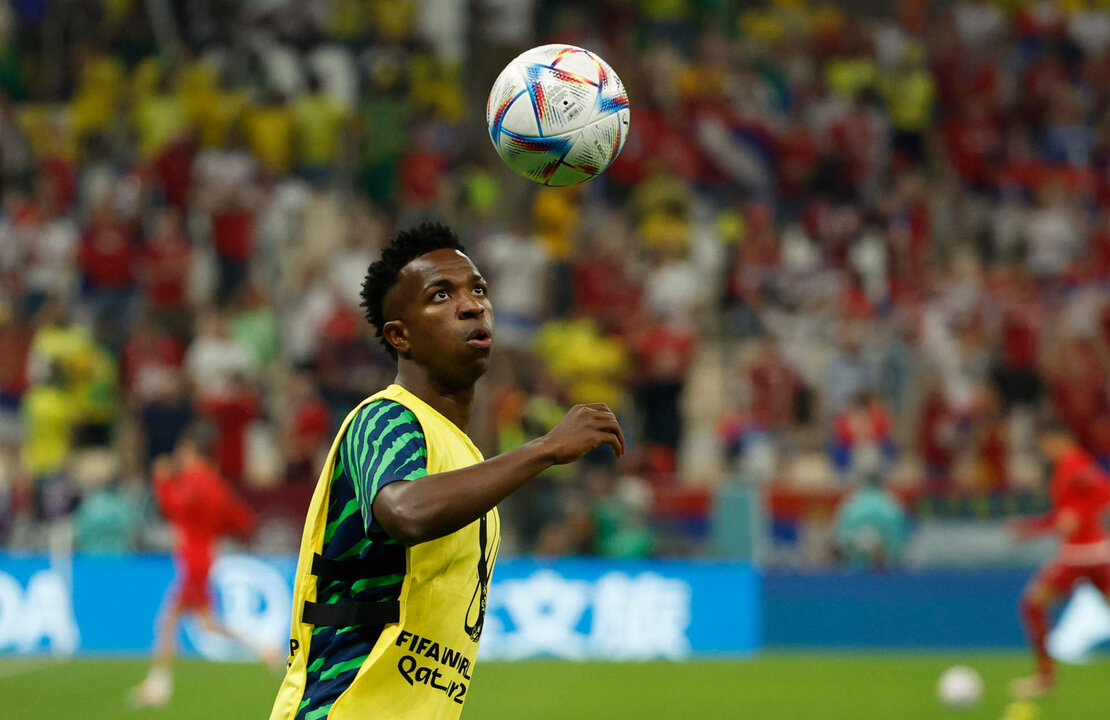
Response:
[1020,597,1054,681]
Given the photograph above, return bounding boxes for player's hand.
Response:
[539,403,626,464]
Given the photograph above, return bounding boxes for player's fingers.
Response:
[582,403,612,412]
[585,408,624,456]
[595,423,625,457]
[611,418,626,456]
[597,430,623,458]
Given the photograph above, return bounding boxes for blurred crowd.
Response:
[1,0,1110,565]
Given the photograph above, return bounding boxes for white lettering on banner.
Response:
[590,572,691,660]
[183,555,292,660]
[0,569,79,655]
[481,569,693,661]
[489,569,591,660]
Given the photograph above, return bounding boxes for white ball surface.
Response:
[486,44,630,186]
[936,666,984,709]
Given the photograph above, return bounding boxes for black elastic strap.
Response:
[311,553,405,583]
[302,600,400,627]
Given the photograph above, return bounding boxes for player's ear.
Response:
[383,319,410,357]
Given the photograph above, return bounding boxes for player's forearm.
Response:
[372,438,556,546]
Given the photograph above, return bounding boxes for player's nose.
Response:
[457,294,485,319]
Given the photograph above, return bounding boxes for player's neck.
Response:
[393,367,474,431]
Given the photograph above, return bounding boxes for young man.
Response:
[270,223,624,720]
[131,423,265,708]
[1009,420,1110,700]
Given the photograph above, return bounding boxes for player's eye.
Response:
[472,285,487,296]
[433,290,449,301]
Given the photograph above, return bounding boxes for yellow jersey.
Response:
[270,384,501,720]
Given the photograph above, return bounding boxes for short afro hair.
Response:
[360,222,466,360]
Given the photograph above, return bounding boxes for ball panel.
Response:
[586,55,629,125]
[563,114,621,177]
[486,66,519,129]
[517,62,599,136]
[499,85,541,138]
[548,51,601,85]
[615,108,631,156]
[513,44,587,67]
[546,162,594,187]
[496,129,576,185]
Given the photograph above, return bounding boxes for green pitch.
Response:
[1,654,1107,719]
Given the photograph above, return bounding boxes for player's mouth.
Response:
[465,327,493,350]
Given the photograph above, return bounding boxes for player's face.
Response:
[385,249,494,390]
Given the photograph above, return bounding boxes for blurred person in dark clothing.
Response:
[633,315,695,452]
[139,369,193,471]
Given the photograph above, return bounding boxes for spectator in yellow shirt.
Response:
[134,73,190,160]
[292,75,351,185]
[880,44,935,166]
[244,90,295,175]
[21,361,77,488]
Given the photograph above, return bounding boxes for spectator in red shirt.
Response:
[122,319,184,404]
[633,317,696,452]
[831,391,896,481]
[79,199,135,292]
[748,338,803,432]
[198,373,259,483]
[943,97,1000,190]
[78,199,137,350]
[138,208,191,334]
[992,275,1044,410]
[282,371,330,484]
[210,186,256,308]
[153,131,197,210]
[1049,338,1110,454]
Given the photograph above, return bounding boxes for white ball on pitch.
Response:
[936,666,983,709]
[486,44,630,186]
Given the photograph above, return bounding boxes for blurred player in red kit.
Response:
[1009,420,1110,700]
[131,423,275,707]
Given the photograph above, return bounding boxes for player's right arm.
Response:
[1007,512,1057,539]
[374,403,624,546]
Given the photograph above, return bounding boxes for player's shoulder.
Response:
[345,399,424,444]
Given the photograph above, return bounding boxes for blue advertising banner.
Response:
[763,570,1030,649]
[0,554,297,658]
[0,555,761,660]
[479,559,762,660]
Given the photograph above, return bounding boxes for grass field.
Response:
[2,654,1106,719]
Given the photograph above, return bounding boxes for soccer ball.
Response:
[486,44,630,186]
[936,666,983,709]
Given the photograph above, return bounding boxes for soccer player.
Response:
[131,423,266,707]
[1009,420,1110,700]
[270,223,624,720]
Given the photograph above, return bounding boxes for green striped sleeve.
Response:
[342,400,427,534]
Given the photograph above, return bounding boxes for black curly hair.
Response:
[360,222,466,360]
